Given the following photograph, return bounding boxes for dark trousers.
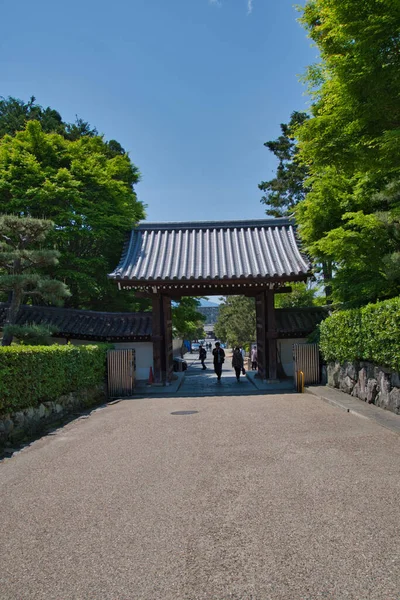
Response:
[201,359,206,369]
[234,367,241,381]
[214,363,222,378]
[252,361,257,370]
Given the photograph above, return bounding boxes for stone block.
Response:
[13,412,25,427]
[376,370,391,409]
[388,388,400,414]
[54,404,64,414]
[38,404,46,418]
[4,419,14,433]
[356,367,367,401]
[25,407,36,419]
[340,375,355,395]
[391,371,400,388]
[344,361,358,381]
[327,362,340,388]
[366,379,378,404]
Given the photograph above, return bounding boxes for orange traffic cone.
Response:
[148,366,154,385]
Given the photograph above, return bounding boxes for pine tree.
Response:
[0,215,70,346]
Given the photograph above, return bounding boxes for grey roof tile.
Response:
[109,218,310,282]
[0,304,152,341]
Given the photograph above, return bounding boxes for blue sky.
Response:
[1,0,317,222]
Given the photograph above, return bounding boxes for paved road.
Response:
[1,392,400,599]
[180,351,259,396]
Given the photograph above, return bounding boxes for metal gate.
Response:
[107,349,135,398]
[293,343,320,387]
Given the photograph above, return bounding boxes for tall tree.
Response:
[0,96,97,139]
[0,120,144,310]
[214,296,256,347]
[295,0,400,305]
[0,215,70,346]
[172,298,206,352]
[259,111,309,217]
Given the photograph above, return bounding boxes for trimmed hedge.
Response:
[320,297,400,371]
[0,344,108,414]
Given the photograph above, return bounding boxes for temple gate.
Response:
[109,218,311,384]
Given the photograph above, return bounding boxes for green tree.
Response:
[295,0,400,306]
[0,95,97,139]
[214,296,256,347]
[0,120,144,310]
[172,298,206,353]
[0,215,70,346]
[259,111,310,217]
[274,283,319,308]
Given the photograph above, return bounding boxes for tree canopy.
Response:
[0,215,70,345]
[172,298,206,343]
[0,120,144,310]
[294,0,400,306]
[259,111,309,217]
[214,296,256,347]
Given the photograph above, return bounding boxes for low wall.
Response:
[0,385,106,450]
[328,361,400,415]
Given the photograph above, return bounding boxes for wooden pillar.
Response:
[255,292,267,381]
[162,295,174,383]
[152,294,173,384]
[152,294,163,384]
[266,289,278,381]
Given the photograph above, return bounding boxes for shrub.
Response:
[0,344,108,414]
[319,297,400,370]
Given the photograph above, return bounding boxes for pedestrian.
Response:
[212,341,225,381]
[251,345,258,370]
[232,347,244,382]
[239,346,245,359]
[199,345,207,370]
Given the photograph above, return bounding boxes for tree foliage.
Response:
[172,298,206,341]
[274,283,320,308]
[259,111,310,217]
[295,0,400,306]
[0,120,144,310]
[214,296,256,347]
[0,215,70,346]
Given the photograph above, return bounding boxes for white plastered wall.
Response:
[52,337,154,382]
[114,342,154,381]
[278,338,307,377]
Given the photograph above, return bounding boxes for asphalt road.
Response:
[1,392,400,599]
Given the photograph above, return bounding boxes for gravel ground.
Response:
[1,393,400,600]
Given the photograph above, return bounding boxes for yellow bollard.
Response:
[297,370,305,393]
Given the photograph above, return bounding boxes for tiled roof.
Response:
[275,307,327,338]
[0,304,152,341]
[109,218,310,283]
[0,305,326,341]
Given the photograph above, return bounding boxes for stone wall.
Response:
[0,385,106,450]
[328,361,400,415]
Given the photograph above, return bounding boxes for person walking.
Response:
[212,342,225,381]
[199,345,207,370]
[251,345,258,370]
[232,347,244,382]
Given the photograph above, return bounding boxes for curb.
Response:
[306,386,400,436]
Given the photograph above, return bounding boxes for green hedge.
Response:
[0,344,108,414]
[320,297,400,370]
